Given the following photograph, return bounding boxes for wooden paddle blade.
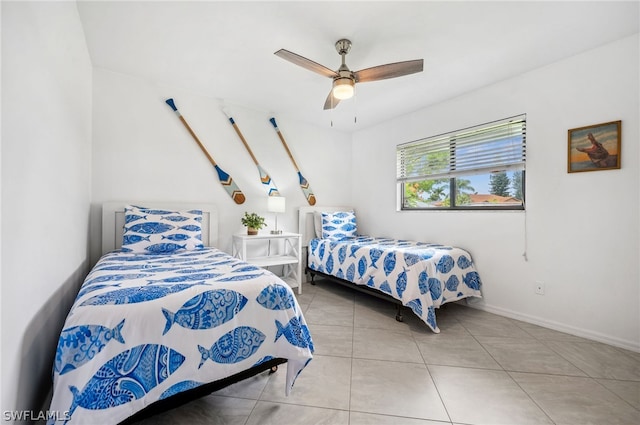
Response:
[323,90,341,110]
[298,172,316,206]
[354,59,423,83]
[257,164,280,197]
[214,165,245,204]
[275,49,338,78]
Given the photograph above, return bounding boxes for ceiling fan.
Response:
[275,39,424,110]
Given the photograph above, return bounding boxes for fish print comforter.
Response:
[308,236,482,333]
[48,248,313,424]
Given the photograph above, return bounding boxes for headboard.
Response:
[101,202,219,255]
[298,205,353,248]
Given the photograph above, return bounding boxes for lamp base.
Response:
[270,230,283,235]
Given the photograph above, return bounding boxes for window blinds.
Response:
[397,114,526,182]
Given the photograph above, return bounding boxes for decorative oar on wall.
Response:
[165,98,245,204]
[269,117,316,206]
[222,109,280,197]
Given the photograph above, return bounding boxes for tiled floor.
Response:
[136,279,640,425]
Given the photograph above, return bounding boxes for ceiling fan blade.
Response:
[323,90,341,110]
[274,49,339,78]
[354,59,424,83]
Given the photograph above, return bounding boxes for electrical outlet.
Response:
[535,281,545,295]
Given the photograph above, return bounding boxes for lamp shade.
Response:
[267,196,286,213]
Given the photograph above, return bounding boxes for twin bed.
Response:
[299,206,483,333]
[48,202,482,424]
[48,203,313,424]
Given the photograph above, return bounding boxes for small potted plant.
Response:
[241,212,266,235]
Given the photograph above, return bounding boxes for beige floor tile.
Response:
[307,324,353,357]
[134,395,256,425]
[349,411,452,424]
[596,378,640,410]
[545,340,640,380]
[415,333,502,370]
[511,372,640,425]
[429,365,553,425]
[353,327,423,363]
[350,358,449,422]
[246,401,349,425]
[480,339,588,376]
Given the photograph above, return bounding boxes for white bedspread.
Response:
[308,236,482,332]
[48,248,313,424]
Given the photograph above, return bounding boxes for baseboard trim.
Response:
[464,300,640,353]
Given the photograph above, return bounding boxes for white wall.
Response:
[1,1,93,417]
[89,68,352,264]
[352,35,639,351]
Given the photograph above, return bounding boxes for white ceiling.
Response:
[76,1,639,132]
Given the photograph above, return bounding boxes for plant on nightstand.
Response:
[241,212,266,235]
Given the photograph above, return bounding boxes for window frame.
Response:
[397,115,526,211]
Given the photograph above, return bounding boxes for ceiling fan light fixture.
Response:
[332,77,355,100]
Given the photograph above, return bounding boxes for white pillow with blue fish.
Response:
[321,211,357,240]
[121,205,204,254]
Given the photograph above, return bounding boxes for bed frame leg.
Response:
[308,270,316,286]
[395,305,404,322]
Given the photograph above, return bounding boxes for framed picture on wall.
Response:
[568,120,621,173]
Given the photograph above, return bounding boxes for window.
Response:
[397,114,526,210]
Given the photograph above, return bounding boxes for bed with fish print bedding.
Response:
[307,235,483,333]
[47,247,314,425]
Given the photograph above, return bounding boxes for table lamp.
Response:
[267,196,286,234]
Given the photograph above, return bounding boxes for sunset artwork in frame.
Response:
[568,120,621,173]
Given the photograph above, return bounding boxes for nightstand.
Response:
[231,231,302,294]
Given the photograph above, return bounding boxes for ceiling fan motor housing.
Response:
[335,39,352,55]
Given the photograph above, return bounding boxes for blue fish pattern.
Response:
[76,283,122,300]
[337,245,347,264]
[160,380,202,400]
[122,234,150,245]
[256,284,297,311]
[162,233,192,241]
[275,316,314,350]
[48,246,314,425]
[457,255,472,269]
[160,215,190,222]
[125,222,175,234]
[383,252,396,276]
[213,273,265,282]
[66,344,184,419]
[346,263,356,281]
[198,326,265,367]
[436,255,455,274]
[307,235,483,333]
[446,275,459,291]
[163,289,248,335]
[369,248,383,269]
[179,224,201,232]
[379,281,392,295]
[463,271,482,290]
[407,298,422,317]
[326,254,334,274]
[396,268,408,298]
[81,284,199,306]
[145,243,187,254]
[125,214,147,224]
[55,320,126,375]
[357,256,367,278]
[148,273,221,284]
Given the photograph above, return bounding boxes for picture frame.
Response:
[568,120,621,173]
